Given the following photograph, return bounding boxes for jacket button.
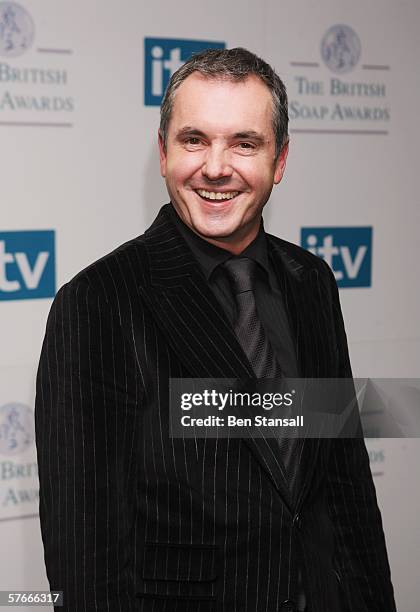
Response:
[280,599,296,611]
[292,513,302,530]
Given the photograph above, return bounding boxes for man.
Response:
[35,48,396,611]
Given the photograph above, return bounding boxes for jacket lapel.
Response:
[139,205,254,380]
[267,237,336,379]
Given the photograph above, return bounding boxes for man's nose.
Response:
[201,146,233,181]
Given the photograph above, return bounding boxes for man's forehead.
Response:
[170,72,274,130]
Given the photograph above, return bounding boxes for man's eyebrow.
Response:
[233,131,266,143]
[176,127,266,143]
[176,127,207,139]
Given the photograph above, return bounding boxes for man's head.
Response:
[158,47,289,254]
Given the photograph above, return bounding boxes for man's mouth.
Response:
[195,189,240,202]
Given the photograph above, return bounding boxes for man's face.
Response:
[159,72,288,253]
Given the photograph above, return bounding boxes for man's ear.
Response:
[158,129,167,178]
[273,140,289,185]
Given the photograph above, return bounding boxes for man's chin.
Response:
[189,220,248,251]
[190,217,237,240]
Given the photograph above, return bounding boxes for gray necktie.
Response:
[222,257,282,379]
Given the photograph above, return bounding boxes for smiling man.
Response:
[35,48,396,612]
[158,70,287,254]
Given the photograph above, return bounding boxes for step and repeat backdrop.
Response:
[1,0,419,609]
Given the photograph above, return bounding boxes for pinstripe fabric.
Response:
[35,204,396,612]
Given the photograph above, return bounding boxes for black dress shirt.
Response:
[168,204,299,378]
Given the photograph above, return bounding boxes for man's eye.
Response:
[238,142,255,150]
[186,137,201,145]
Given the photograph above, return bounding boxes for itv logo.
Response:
[144,37,225,106]
[301,227,372,288]
[0,230,55,300]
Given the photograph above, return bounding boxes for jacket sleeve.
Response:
[323,262,396,611]
[35,278,142,611]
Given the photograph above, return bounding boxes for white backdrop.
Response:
[1,0,419,609]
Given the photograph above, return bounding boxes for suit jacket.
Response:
[35,204,396,612]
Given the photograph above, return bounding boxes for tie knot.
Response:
[223,257,257,295]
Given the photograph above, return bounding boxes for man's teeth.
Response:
[196,189,239,201]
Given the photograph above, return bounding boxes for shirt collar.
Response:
[167,203,271,281]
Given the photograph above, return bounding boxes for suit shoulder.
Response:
[57,233,149,306]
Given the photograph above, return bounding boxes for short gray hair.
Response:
[159,47,289,159]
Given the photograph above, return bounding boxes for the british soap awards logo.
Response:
[144,37,225,106]
[0,1,34,58]
[0,230,55,300]
[0,3,74,122]
[321,24,361,74]
[0,403,34,456]
[289,24,389,129]
[301,226,373,288]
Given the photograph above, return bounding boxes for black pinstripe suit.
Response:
[35,204,396,611]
